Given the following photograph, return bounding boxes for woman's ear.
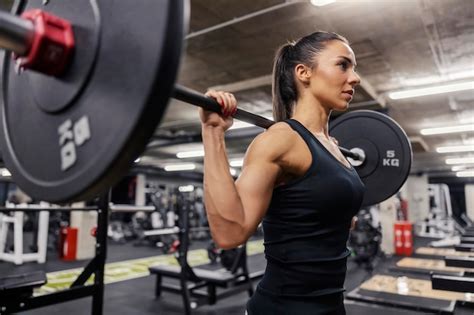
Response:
[295,64,312,86]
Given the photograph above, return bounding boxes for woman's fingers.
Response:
[205,90,237,117]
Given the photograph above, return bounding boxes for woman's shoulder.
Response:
[247,121,297,159]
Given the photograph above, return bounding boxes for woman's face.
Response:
[308,40,360,111]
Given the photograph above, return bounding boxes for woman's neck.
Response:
[291,97,332,140]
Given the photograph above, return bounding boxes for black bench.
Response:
[0,271,47,301]
[455,244,474,252]
[431,273,474,293]
[149,245,254,314]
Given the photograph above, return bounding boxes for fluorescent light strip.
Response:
[420,124,474,135]
[0,168,11,177]
[164,163,196,171]
[389,81,474,100]
[230,159,244,167]
[445,157,474,165]
[457,170,474,177]
[451,165,470,171]
[436,145,474,153]
[176,150,205,158]
[310,0,336,6]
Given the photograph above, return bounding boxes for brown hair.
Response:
[272,31,349,121]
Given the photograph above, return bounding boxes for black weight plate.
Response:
[329,110,412,207]
[0,0,188,202]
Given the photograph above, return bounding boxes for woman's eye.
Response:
[338,62,348,71]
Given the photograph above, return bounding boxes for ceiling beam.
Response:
[209,74,272,93]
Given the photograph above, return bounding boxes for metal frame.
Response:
[149,191,254,315]
[0,210,48,264]
[0,192,110,315]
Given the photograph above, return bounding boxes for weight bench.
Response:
[0,271,47,303]
[346,274,474,314]
[149,245,253,314]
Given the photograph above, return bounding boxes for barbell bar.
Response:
[0,11,363,163]
[0,0,411,206]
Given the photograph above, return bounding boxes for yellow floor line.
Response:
[35,239,264,295]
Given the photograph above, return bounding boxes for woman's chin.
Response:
[332,102,349,112]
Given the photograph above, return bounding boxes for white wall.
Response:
[403,174,430,224]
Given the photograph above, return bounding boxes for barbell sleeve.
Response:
[173,84,363,161]
[0,11,34,55]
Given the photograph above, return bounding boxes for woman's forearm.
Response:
[201,126,247,247]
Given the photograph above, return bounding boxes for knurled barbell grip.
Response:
[0,11,34,55]
[173,84,363,161]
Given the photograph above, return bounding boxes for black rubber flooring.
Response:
[1,236,472,314]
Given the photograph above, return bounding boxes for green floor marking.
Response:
[35,239,264,295]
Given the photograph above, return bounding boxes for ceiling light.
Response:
[0,168,11,177]
[134,158,141,163]
[230,168,237,176]
[451,165,471,171]
[178,185,194,192]
[445,157,474,165]
[436,145,474,153]
[456,170,474,177]
[230,159,244,167]
[176,150,205,158]
[420,124,474,135]
[310,0,336,6]
[388,81,474,100]
[164,163,196,171]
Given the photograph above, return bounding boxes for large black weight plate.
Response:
[329,110,412,207]
[0,0,188,202]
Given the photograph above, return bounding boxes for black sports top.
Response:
[257,119,365,297]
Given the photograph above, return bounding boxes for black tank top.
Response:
[257,119,365,297]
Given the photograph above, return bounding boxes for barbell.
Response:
[0,0,412,206]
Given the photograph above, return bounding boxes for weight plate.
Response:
[0,0,188,202]
[329,110,412,207]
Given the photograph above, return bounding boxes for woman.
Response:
[199,31,364,314]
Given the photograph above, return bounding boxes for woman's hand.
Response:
[199,90,237,131]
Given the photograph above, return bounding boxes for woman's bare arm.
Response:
[202,126,289,249]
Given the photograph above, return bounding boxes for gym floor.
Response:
[1,235,472,315]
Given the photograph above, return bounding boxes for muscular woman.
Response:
[199,31,364,314]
